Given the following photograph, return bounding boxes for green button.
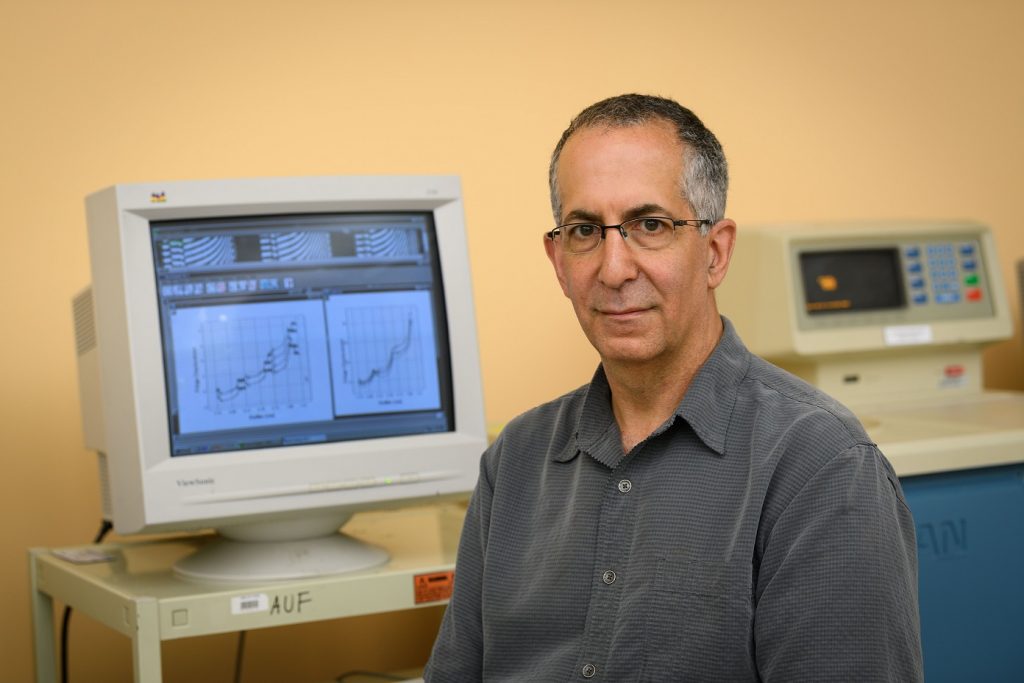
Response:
[964,274,979,286]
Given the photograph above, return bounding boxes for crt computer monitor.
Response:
[73,176,487,581]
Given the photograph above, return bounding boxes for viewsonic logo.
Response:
[150,192,167,203]
[176,478,215,487]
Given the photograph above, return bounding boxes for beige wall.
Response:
[3,0,1023,680]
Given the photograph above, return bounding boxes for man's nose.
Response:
[597,227,639,288]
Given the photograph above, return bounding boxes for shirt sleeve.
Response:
[423,441,496,681]
[754,443,924,681]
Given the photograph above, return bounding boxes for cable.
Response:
[233,630,247,683]
[60,519,113,683]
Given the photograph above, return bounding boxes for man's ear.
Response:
[706,219,737,290]
[544,233,571,297]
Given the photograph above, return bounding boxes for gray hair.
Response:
[548,94,728,234]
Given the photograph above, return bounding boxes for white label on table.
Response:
[52,548,115,564]
[883,324,933,346]
[231,593,269,615]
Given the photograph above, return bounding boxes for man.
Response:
[425,94,922,681]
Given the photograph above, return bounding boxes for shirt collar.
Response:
[563,366,623,467]
[675,316,749,455]
[560,317,749,464]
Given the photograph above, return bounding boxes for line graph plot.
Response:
[355,317,412,387]
[342,307,424,398]
[203,316,313,412]
[326,290,441,416]
[169,300,334,434]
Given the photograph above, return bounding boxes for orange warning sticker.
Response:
[414,571,455,604]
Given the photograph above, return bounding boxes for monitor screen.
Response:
[151,212,454,457]
[800,248,906,315]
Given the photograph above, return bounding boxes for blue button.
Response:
[907,262,922,273]
[961,259,976,271]
[936,292,961,304]
[905,246,921,259]
[960,244,975,256]
[910,278,925,289]
[913,293,928,305]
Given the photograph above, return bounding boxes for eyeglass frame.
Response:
[545,217,713,253]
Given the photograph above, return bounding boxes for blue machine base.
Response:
[900,463,1024,682]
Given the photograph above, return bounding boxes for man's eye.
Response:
[569,224,599,239]
[639,218,668,233]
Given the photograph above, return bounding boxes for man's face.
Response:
[546,120,728,368]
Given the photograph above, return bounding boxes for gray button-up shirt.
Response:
[426,319,923,682]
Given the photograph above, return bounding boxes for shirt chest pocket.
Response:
[639,553,755,682]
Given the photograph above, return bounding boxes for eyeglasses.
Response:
[545,217,711,254]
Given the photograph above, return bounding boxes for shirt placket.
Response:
[572,458,639,680]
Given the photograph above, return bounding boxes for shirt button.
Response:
[617,479,632,493]
[602,570,617,585]
[582,663,597,678]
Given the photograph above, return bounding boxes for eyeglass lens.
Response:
[561,217,677,253]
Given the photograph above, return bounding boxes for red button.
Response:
[966,288,983,301]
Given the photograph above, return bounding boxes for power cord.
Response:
[234,630,247,683]
[60,518,113,683]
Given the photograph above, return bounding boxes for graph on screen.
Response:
[170,300,333,434]
[206,316,312,409]
[345,307,423,397]
[326,290,441,416]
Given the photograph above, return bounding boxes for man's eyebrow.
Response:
[622,203,672,220]
[561,208,598,224]
[561,209,601,224]
[561,204,672,225]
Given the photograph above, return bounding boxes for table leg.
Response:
[29,549,58,683]
[131,598,163,682]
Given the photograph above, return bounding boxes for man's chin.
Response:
[593,339,662,366]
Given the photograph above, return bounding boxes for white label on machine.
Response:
[883,324,933,346]
[231,593,269,615]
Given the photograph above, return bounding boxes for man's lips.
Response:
[598,307,650,318]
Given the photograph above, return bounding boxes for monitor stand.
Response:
[173,512,389,582]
